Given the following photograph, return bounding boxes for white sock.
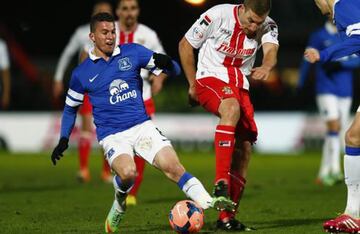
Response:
[180,177,213,210]
[319,136,331,178]
[344,154,360,218]
[329,134,341,175]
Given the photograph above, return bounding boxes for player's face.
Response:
[90,21,116,57]
[314,0,332,18]
[117,0,139,28]
[92,3,113,16]
[239,5,268,39]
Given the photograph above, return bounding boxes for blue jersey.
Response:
[319,0,360,62]
[60,43,180,141]
[299,22,359,97]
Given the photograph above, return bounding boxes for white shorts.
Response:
[316,94,352,121]
[99,120,172,166]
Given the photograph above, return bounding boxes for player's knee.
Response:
[219,99,240,122]
[345,128,360,147]
[119,165,137,181]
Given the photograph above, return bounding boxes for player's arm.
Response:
[251,19,279,80]
[1,68,10,109]
[298,32,321,88]
[53,28,83,99]
[179,8,216,105]
[251,43,278,80]
[0,42,11,109]
[136,44,181,76]
[179,37,197,102]
[305,35,360,63]
[51,71,84,165]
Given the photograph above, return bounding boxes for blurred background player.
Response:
[299,20,360,186]
[53,0,113,183]
[0,37,10,110]
[179,0,278,230]
[305,0,360,232]
[115,0,168,206]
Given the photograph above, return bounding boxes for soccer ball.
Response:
[169,200,204,233]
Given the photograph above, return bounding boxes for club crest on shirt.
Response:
[118,57,132,71]
[222,86,233,95]
[193,27,204,40]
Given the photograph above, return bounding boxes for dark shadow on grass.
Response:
[0,183,79,194]
[250,217,330,230]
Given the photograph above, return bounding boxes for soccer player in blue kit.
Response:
[50,13,234,233]
[305,0,360,232]
[299,20,360,187]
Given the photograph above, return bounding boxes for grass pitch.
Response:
[0,150,345,233]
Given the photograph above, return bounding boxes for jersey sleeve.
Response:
[60,70,85,139]
[260,18,279,46]
[54,27,83,81]
[184,6,218,49]
[0,40,10,70]
[135,44,163,75]
[319,35,360,62]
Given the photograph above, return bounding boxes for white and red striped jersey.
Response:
[185,4,279,90]
[115,22,165,101]
[54,24,92,82]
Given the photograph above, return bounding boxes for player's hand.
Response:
[250,66,271,80]
[304,48,320,63]
[188,85,199,107]
[51,137,69,165]
[322,61,342,75]
[53,81,64,99]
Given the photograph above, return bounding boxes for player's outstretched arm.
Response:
[318,36,360,63]
[51,105,78,165]
[251,42,278,80]
[153,53,181,76]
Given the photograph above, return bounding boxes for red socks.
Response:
[219,171,246,221]
[128,155,146,196]
[214,125,236,184]
[78,135,91,170]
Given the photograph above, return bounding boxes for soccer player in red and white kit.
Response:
[53,0,113,183]
[179,0,279,230]
[115,0,168,206]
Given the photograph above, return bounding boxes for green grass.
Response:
[0,150,346,234]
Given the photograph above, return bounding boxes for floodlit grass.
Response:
[0,150,345,233]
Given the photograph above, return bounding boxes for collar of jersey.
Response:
[88,46,121,61]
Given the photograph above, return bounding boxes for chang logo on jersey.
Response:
[109,79,137,104]
[118,57,132,71]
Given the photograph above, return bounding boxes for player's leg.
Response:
[217,89,257,231]
[333,96,352,182]
[316,94,341,186]
[126,155,145,205]
[196,78,240,197]
[100,133,136,233]
[78,112,93,183]
[153,146,234,211]
[105,154,136,233]
[323,110,360,233]
[126,98,155,206]
[134,120,234,211]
